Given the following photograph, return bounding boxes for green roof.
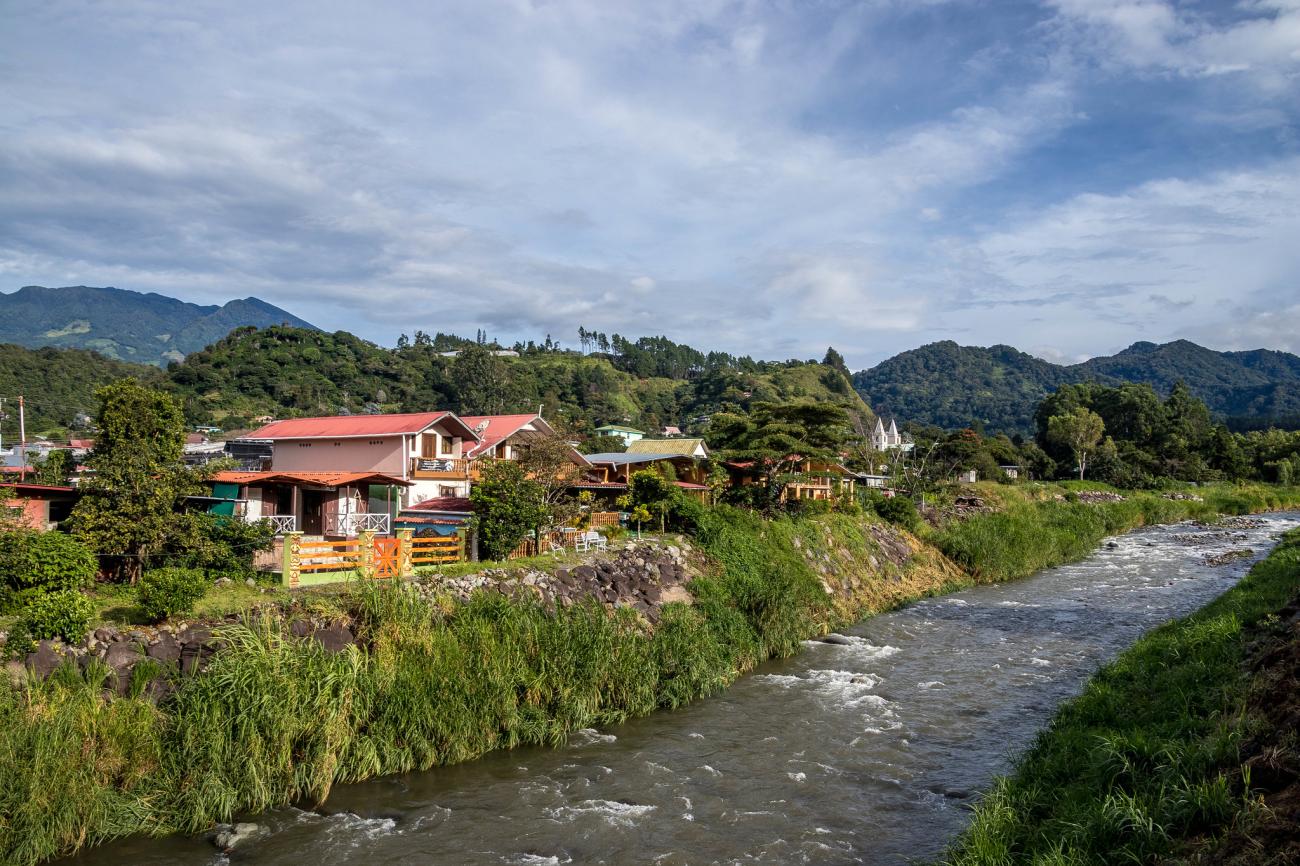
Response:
[625,438,708,456]
[595,424,645,434]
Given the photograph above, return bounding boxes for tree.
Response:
[1047,407,1105,481]
[709,401,854,505]
[452,343,514,414]
[30,449,75,486]
[517,433,585,526]
[469,459,549,561]
[68,380,200,582]
[822,346,850,378]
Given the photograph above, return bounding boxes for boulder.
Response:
[104,642,144,693]
[288,619,313,638]
[313,625,355,653]
[146,633,182,666]
[214,822,262,851]
[24,640,69,678]
[817,634,855,646]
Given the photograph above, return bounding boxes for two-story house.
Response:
[211,411,480,536]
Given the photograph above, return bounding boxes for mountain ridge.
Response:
[0,285,317,366]
[854,339,1300,434]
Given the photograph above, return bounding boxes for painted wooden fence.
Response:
[281,529,465,587]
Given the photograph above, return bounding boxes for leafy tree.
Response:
[1047,407,1105,481]
[469,459,549,561]
[29,449,75,486]
[709,401,854,505]
[517,433,585,526]
[579,433,628,454]
[68,380,200,582]
[452,343,515,414]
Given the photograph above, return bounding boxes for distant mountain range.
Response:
[0,285,317,366]
[853,339,1300,434]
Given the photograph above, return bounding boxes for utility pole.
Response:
[18,395,26,478]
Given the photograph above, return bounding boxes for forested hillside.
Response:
[853,340,1300,434]
[0,344,162,436]
[852,341,1107,433]
[165,326,873,434]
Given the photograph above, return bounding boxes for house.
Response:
[1000,465,1021,480]
[956,469,978,484]
[461,413,574,462]
[725,458,857,502]
[594,424,645,446]
[857,473,892,489]
[870,418,914,454]
[625,438,710,459]
[661,425,682,437]
[2,483,79,531]
[223,411,483,532]
[205,470,412,537]
[579,452,712,502]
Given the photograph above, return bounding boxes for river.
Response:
[63,513,1300,866]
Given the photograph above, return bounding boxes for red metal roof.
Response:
[244,412,477,440]
[459,414,542,457]
[406,495,474,512]
[3,483,77,495]
[673,482,710,490]
[210,470,412,487]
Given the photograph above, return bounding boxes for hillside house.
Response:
[625,438,710,459]
[578,452,712,502]
[219,411,482,533]
[725,458,857,502]
[594,424,645,446]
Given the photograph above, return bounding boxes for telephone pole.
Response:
[18,395,26,478]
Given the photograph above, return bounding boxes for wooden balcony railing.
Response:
[324,512,391,537]
[410,457,470,479]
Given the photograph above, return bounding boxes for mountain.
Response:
[853,339,1300,435]
[852,341,1112,434]
[1075,340,1300,420]
[0,286,317,366]
[0,344,162,436]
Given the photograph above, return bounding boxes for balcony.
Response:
[245,513,298,534]
[325,512,392,537]
[410,457,470,479]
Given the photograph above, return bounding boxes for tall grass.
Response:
[943,528,1300,865]
[0,506,847,864]
[930,483,1300,583]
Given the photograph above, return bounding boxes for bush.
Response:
[0,531,97,613]
[871,494,921,532]
[165,514,276,579]
[16,589,94,644]
[137,568,208,623]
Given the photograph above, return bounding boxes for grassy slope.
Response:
[943,529,1300,866]
[2,484,1298,864]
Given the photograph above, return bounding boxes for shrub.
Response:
[871,494,921,532]
[0,530,97,613]
[16,589,94,644]
[137,567,208,623]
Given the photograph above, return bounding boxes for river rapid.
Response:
[64,513,1300,866]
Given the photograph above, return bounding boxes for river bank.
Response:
[944,524,1300,866]
[5,482,1299,865]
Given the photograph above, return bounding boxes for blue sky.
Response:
[2,0,1298,368]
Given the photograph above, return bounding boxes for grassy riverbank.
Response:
[1,484,1297,865]
[944,526,1300,866]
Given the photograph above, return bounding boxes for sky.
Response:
[1,0,1299,369]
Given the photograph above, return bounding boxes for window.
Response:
[439,485,458,497]
[298,443,312,448]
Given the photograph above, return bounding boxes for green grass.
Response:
[943,527,1300,866]
[928,483,1300,584]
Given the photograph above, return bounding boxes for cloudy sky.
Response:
[2,0,1299,368]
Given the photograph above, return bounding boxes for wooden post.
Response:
[396,528,414,577]
[283,531,303,588]
[358,529,376,578]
